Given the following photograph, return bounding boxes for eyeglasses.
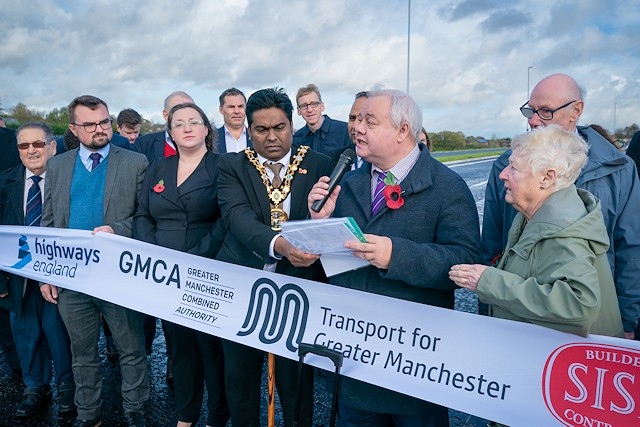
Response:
[72,118,113,132]
[17,140,48,150]
[520,100,576,121]
[171,119,204,130]
[297,101,321,111]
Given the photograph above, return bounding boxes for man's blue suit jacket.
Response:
[133,131,166,163]
[216,126,252,154]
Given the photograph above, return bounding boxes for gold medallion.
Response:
[270,208,288,231]
[244,146,309,208]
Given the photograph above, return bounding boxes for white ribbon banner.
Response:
[1,225,639,426]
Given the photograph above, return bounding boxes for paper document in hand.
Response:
[280,217,366,254]
[281,218,369,276]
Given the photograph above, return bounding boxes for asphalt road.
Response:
[0,158,495,426]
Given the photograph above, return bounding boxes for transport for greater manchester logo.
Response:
[237,277,309,352]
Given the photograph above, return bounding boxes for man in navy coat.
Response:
[309,89,481,426]
[133,91,193,162]
[293,84,351,157]
[0,122,75,418]
[216,87,252,153]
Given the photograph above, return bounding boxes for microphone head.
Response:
[340,148,357,164]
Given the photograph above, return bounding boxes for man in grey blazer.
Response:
[40,95,149,427]
[309,89,481,426]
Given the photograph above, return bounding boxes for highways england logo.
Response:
[237,277,309,352]
[5,235,99,278]
[8,235,33,269]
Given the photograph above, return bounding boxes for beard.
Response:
[83,132,110,149]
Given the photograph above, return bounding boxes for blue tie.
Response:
[25,175,42,227]
[89,152,102,171]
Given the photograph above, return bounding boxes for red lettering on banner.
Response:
[543,343,639,425]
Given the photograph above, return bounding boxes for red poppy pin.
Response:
[382,172,404,209]
[153,179,165,193]
[298,168,308,175]
[490,251,504,267]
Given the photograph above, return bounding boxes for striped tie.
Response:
[25,175,42,227]
[371,171,388,216]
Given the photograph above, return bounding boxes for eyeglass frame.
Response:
[520,100,577,121]
[72,118,113,133]
[170,119,205,130]
[297,101,322,111]
[17,140,49,150]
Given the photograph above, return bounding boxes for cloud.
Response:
[0,0,638,138]
[480,10,532,33]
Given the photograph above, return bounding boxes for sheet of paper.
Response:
[280,218,369,276]
[280,218,366,254]
[320,252,369,277]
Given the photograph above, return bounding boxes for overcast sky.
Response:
[1,0,638,138]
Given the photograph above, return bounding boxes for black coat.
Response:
[133,151,225,258]
[216,147,332,282]
[0,165,30,313]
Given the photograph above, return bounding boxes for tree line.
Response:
[0,102,163,136]
[1,101,637,151]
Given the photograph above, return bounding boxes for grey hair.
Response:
[368,89,422,141]
[510,124,589,191]
[17,122,56,143]
[164,91,193,110]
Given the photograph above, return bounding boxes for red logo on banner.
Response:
[543,343,640,426]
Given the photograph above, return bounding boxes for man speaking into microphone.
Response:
[308,89,481,426]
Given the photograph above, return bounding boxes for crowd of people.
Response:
[0,73,639,427]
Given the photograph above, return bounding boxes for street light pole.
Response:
[613,102,617,138]
[526,66,533,131]
[406,0,411,94]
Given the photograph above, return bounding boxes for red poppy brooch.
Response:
[153,179,165,193]
[382,172,404,209]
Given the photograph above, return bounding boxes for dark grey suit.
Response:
[42,144,150,421]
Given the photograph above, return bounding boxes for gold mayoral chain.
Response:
[244,145,309,231]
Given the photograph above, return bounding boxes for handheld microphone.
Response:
[311,148,357,213]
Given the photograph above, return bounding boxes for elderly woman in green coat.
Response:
[450,125,623,338]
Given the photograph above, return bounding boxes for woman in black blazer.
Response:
[133,103,228,427]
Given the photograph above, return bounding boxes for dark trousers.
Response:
[10,281,73,390]
[221,339,314,427]
[164,320,229,426]
[0,306,21,372]
[57,289,149,420]
[104,314,157,355]
[337,402,450,427]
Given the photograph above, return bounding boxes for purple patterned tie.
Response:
[89,152,102,171]
[371,171,387,215]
